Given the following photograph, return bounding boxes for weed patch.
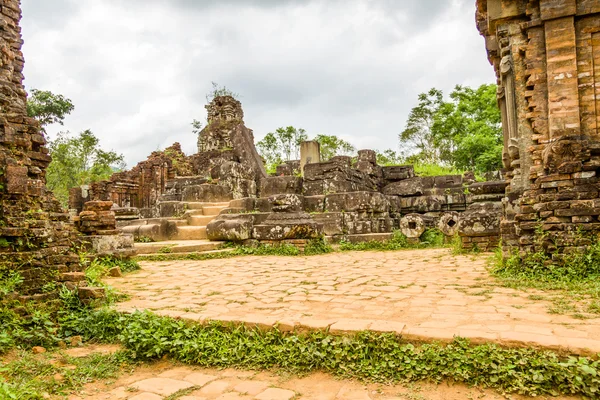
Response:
[63,309,600,398]
[491,236,600,318]
[2,293,600,398]
[0,350,134,399]
[303,237,334,256]
[339,229,446,252]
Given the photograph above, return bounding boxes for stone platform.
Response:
[107,249,600,355]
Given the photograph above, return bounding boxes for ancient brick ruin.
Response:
[71,94,508,250]
[477,0,600,258]
[0,0,87,298]
[0,0,134,298]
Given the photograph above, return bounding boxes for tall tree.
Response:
[400,84,502,173]
[47,130,125,206]
[256,126,308,172]
[26,89,75,133]
[375,149,403,166]
[399,88,444,164]
[432,84,502,172]
[314,134,355,161]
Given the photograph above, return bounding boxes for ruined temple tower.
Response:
[0,0,81,296]
[477,0,600,258]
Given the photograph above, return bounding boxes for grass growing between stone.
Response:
[2,288,600,398]
[0,350,135,399]
[135,231,448,262]
[491,239,600,319]
[338,229,446,252]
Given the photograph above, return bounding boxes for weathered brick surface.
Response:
[477,0,600,257]
[0,0,82,295]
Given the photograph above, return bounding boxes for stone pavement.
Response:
[71,362,574,400]
[107,249,600,355]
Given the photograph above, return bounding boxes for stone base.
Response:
[80,234,137,258]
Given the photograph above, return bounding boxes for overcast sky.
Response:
[21,0,495,168]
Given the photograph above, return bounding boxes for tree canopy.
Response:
[256,128,358,174]
[399,84,502,173]
[314,134,355,161]
[47,130,125,206]
[25,89,125,207]
[256,126,309,172]
[26,89,75,133]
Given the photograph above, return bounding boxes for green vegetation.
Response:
[134,236,154,243]
[314,134,355,161]
[255,83,501,175]
[413,163,465,177]
[256,126,308,173]
[83,257,140,287]
[2,239,600,398]
[339,229,444,252]
[205,81,239,103]
[3,296,600,398]
[135,233,444,262]
[26,89,125,207]
[303,237,334,256]
[375,149,403,166]
[0,350,134,399]
[47,130,125,207]
[0,271,23,296]
[26,89,75,133]
[492,232,600,318]
[451,234,481,255]
[400,84,502,173]
[256,127,356,174]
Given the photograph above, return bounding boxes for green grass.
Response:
[2,281,600,398]
[136,231,449,262]
[0,350,134,399]
[62,309,600,398]
[413,163,464,177]
[339,229,445,252]
[491,238,600,318]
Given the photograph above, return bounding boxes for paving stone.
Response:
[255,388,296,400]
[233,380,270,395]
[368,320,406,334]
[129,393,163,400]
[199,380,232,396]
[329,319,371,333]
[216,393,252,399]
[110,249,600,354]
[132,378,194,396]
[183,372,218,386]
[158,367,196,379]
[335,385,372,400]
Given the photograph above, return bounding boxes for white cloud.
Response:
[21,0,495,167]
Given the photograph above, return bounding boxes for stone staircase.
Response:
[120,201,230,242]
[172,202,230,240]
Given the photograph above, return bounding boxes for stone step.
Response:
[174,225,207,240]
[188,215,215,226]
[134,240,222,255]
[135,248,235,260]
[202,205,227,216]
[184,202,230,210]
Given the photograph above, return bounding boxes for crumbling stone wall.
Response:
[477,0,600,258]
[69,143,191,216]
[0,0,82,297]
